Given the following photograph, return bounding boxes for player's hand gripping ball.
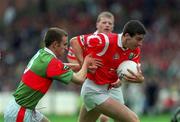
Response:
[117,60,138,81]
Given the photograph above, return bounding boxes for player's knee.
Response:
[130,113,140,122]
[120,112,139,122]
[100,115,109,122]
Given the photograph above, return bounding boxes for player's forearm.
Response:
[67,58,81,72]
[71,61,88,84]
[126,75,145,83]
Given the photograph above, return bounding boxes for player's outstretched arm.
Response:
[66,58,81,72]
[71,54,102,84]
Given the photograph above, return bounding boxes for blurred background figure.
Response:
[0,0,179,121]
[171,107,180,122]
[143,77,159,115]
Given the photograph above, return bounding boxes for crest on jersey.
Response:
[128,53,135,60]
[113,53,120,59]
[63,65,70,70]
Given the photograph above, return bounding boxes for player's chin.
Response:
[130,47,136,50]
[133,45,140,49]
[137,44,142,48]
[104,29,110,33]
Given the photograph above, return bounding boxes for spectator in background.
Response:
[144,77,159,115]
[3,1,16,26]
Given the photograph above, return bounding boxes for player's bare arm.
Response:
[70,36,103,73]
[66,58,81,72]
[71,54,102,84]
[70,37,84,65]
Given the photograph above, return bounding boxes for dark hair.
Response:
[123,20,146,37]
[44,27,68,47]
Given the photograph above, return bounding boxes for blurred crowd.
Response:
[0,0,179,115]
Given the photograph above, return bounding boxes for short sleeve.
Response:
[77,35,85,49]
[46,58,73,84]
[67,46,77,60]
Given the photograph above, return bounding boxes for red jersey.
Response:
[67,46,77,60]
[67,32,97,60]
[78,33,141,85]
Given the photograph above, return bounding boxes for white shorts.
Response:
[4,98,44,122]
[81,78,124,111]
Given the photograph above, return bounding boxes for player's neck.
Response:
[122,36,128,50]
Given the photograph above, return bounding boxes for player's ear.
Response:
[51,40,59,48]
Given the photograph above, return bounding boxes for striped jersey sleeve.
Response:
[46,57,73,84]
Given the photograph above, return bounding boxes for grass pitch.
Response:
[0,113,171,122]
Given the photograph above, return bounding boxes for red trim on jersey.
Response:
[46,58,68,78]
[77,36,85,49]
[16,106,26,122]
[67,47,77,60]
[22,70,52,94]
[68,47,74,52]
[67,55,77,60]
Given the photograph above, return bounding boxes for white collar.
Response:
[117,33,127,50]
[117,33,123,47]
[93,31,98,34]
[44,47,57,58]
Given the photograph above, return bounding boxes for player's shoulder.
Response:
[76,33,93,42]
[107,32,118,36]
[106,32,118,38]
[78,33,93,37]
[70,36,77,41]
[39,49,58,63]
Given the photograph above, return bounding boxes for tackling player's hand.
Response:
[84,54,103,71]
[124,63,144,83]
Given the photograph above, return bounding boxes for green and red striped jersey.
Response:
[13,47,73,109]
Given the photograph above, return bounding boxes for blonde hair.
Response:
[96,11,114,22]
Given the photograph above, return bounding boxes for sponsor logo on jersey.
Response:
[63,65,70,70]
[128,53,135,60]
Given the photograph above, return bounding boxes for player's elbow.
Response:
[70,37,77,46]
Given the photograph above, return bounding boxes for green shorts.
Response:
[4,98,44,122]
[81,78,124,111]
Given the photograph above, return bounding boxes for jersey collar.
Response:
[93,31,98,34]
[44,47,57,58]
[118,33,127,51]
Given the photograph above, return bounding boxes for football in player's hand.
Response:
[117,60,138,81]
